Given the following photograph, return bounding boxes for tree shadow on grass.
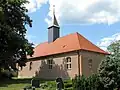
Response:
[0,77,46,88]
[0,78,32,87]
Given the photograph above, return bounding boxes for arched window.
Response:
[66,57,71,62]
[66,57,72,70]
[29,62,32,70]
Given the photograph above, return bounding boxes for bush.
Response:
[64,87,73,90]
[64,80,72,83]
[41,81,56,90]
[64,80,73,90]
[40,82,48,89]
[72,74,104,90]
[23,85,32,89]
[1,69,18,79]
[65,83,72,88]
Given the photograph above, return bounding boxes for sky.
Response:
[25,0,120,51]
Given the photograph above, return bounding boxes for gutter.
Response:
[77,50,80,76]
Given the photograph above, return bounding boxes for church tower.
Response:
[48,6,60,43]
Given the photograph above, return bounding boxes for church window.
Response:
[29,62,32,70]
[66,57,71,62]
[47,59,53,69]
[67,64,71,69]
[88,59,92,70]
[66,57,72,70]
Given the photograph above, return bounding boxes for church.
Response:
[18,10,109,79]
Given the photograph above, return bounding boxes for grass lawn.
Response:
[0,78,31,90]
[0,78,56,90]
[0,78,72,90]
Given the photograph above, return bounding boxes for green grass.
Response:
[0,78,32,90]
[0,78,56,90]
[0,83,30,90]
[0,78,72,90]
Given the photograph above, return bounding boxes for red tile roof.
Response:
[29,32,109,58]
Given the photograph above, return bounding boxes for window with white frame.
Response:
[66,57,72,70]
[47,59,53,69]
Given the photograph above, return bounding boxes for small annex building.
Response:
[18,10,109,79]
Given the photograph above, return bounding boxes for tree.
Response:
[0,0,34,73]
[98,40,120,90]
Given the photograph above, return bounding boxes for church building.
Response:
[18,9,109,79]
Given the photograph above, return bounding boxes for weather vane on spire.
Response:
[53,5,55,15]
[51,5,59,26]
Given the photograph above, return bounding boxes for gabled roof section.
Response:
[29,32,109,58]
[76,32,108,54]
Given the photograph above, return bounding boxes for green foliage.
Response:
[73,75,86,90]
[40,82,48,89]
[0,78,56,90]
[72,74,104,90]
[0,78,31,90]
[40,81,56,90]
[0,0,34,72]
[64,80,72,89]
[98,40,120,90]
[64,87,73,90]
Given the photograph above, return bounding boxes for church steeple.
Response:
[52,5,59,27]
[48,5,60,43]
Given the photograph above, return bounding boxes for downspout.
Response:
[77,50,80,76]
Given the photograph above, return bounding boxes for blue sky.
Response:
[25,0,120,50]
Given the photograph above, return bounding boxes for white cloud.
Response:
[97,33,120,51]
[25,0,48,12]
[45,0,120,25]
[25,0,120,25]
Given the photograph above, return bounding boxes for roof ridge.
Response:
[76,32,81,50]
[35,32,77,48]
[55,32,78,40]
[35,42,47,48]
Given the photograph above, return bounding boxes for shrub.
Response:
[65,83,72,88]
[72,74,104,90]
[40,82,48,89]
[23,85,32,89]
[64,80,73,90]
[64,87,73,90]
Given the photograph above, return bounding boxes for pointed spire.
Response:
[48,5,60,43]
[52,5,59,27]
